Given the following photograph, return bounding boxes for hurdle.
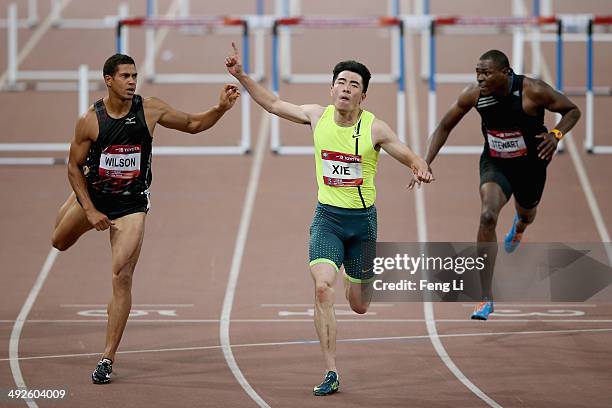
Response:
[428,16,560,154]
[0,64,89,165]
[270,16,406,155]
[117,16,252,155]
[141,0,267,83]
[0,0,37,28]
[276,0,402,84]
[3,2,128,91]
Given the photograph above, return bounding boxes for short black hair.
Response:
[332,60,371,93]
[103,53,136,77]
[479,50,510,71]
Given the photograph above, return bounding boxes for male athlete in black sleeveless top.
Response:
[416,50,580,320]
[51,54,240,383]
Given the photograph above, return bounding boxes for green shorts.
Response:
[308,202,377,283]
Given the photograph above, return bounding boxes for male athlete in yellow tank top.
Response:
[226,42,434,396]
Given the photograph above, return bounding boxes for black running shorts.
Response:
[479,153,547,209]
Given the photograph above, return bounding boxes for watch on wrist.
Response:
[551,128,563,141]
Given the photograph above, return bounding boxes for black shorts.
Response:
[479,153,547,209]
[79,187,150,220]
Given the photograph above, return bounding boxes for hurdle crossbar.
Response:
[271,16,406,155]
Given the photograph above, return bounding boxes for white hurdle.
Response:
[427,16,560,155]
[117,16,253,155]
[0,63,249,166]
[3,2,127,90]
[143,0,267,83]
[271,16,406,155]
[0,0,37,28]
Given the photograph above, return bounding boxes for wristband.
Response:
[551,128,563,141]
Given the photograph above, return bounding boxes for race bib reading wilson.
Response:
[99,145,141,179]
[487,130,528,158]
[321,150,363,187]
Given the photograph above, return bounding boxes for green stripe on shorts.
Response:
[309,258,339,272]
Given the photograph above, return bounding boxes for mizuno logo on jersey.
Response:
[125,117,136,125]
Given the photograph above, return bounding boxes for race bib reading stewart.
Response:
[487,130,528,158]
[321,150,363,187]
[98,145,141,179]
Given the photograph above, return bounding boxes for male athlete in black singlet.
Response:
[51,54,240,383]
[415,50,580,320]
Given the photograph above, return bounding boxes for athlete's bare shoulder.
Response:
[303,104,326,125]
[75,104,99,142]
[458,83,480,108]
[522,76,557,106]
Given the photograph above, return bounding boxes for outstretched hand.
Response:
[407,159,434,190]
[218,84,240,111]
[225,42,243,77]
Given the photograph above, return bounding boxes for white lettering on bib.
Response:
[321,150,363,187]
[99,145,141,179]
[487,130,528,158]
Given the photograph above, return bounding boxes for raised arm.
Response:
[424,84,478,167]
[524,78,581,160]
[67,110,114,230]
[145,84,240,134]
[225,42,323,125]
[372,119,434,188]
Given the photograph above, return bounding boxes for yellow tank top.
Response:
[313,105,379,208]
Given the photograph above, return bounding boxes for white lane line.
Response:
[3,326,610,363]
[3,318,612,324]
[9,248,59,408]
[60,304,194,307]
[260,303,395,307]
[219,112,271,408]
[461,304,597,308]
[404,30,502,407]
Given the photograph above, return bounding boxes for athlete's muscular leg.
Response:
[102,212,146,362]
[514,201,537,235]
[55,193,76,228]
[345,276,372,315]
[311,263,338,373]
[52,193,93,251]
[477,182,509,299]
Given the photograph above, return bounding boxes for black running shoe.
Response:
[91,358,113,384]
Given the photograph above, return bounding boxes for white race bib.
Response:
[487,130,528,158]
[321,150,363,187]
[99,145,141,179]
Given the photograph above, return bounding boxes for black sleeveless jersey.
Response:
[84,95,153,195]
[476,74,548,162]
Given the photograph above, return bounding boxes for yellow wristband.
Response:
[551,128,563,140]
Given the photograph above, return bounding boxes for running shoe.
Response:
[471,300,494,320]
[313,371,339,396]
[91,358,113,384]
[504,213,523,253]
